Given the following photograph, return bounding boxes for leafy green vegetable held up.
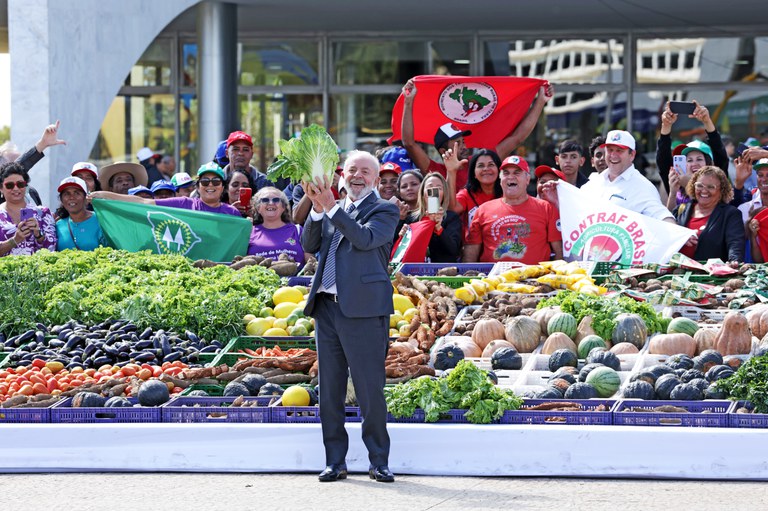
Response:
[267,124,339,184]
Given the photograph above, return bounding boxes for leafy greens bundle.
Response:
[266,124,339,184]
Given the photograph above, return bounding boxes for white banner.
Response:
[556,181,694,265]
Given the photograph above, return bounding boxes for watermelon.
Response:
[667,317,699,336]
[585,366,621,398]
[547,312,577,339]
[577,335,607,359]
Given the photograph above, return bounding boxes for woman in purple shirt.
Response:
[90,163,240,217]
[0,162,57,256]
[248,187,305,264]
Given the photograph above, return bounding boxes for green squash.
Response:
[586,348,621,371]
[72,392,106,408]
[611,313,648,350]
[137,379,171,406]
[621,380,656,400]
[564,382,598,399]
[434,344,465,371]
[669,382,704,401]
[490,347,522,370]
[654,374,681,400]
[548,348,578,372]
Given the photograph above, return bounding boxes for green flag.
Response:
[92,199,251,261]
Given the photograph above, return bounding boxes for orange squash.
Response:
[693,328,718,355]
[504,316,541,353]
[714,312,752,355]
[609,342,639,355]
[481,339,515,358]
[541,332,577,355]
[471,318,506,350]
[648,333,696,356]
[746,305,768,339]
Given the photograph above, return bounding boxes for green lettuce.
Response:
[267,124,339,184]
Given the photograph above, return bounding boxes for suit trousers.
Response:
[313,294,390,468]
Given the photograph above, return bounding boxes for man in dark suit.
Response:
[302,150,400,483]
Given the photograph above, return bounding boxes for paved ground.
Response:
[2,473,766,511]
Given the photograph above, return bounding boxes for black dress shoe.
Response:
[368,465,395,482]
[318,465,347,482]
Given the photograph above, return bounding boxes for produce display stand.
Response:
[2,421,768,478]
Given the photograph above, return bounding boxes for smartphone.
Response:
[19,207,36,222]
[239,187,252,206]
[673,155,687,175]
[669,101,696,115]
[735,142,750,158]
[426,188,440,214]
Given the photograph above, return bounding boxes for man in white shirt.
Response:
[542,130,674,224]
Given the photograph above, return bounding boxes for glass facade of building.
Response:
[88,33,768,177]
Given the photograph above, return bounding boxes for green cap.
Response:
[681,140,713,160]
[196,162,226,181]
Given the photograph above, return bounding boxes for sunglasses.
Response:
[199,178,223,186]
[3,181,28,190]
[259,197,282,204]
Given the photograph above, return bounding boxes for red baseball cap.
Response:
[500,155,530,173]
[380,162,402,175]
[226,131,253,148]
[534,165,566,180]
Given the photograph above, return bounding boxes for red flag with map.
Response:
[389,75,546,149]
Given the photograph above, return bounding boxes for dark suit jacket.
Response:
[302,193,399,318]
[674,201,745,262]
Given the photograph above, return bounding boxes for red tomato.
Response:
[152,366,162,377]
[31,382,48,395]
[31,359,46,369]
[46,379,59,392]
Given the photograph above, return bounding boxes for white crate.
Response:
[494,370,523,387]
[660,306,741,321]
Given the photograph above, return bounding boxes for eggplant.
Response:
[57,328,72,341]
[139,327,153,340]
[47,339,65,348]
[103,344,120,357]
[62,335,83,353]
[83,342,100,358]
[134,339,153,350]
[200,345,218,354]
[122,323,137,333]
[50,324,64,335]
[160,335,171,357]
[132,351,155,363]
[185,331,199,343]
[92,355,112,366]
[16,330,36,346]
[163,351,182,363]
[35,330,45,344]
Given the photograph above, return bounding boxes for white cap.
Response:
[602,130,636,151]
[137,147,156,162]
[57,176,88,195]
[70,162,98,178]
[170,172,194,187]
[337,176,346,192]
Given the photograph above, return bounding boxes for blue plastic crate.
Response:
[613,400,732,427]
[728,401,768,428]
[398,263,494,277]
[500,399,615,425]
[287,276,312,287]
[387,408,481,424]
[271,406,361,423]
[162,396,272,423]
[50,397,161,423]
[0,402,53,423]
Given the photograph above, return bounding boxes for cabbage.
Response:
[266,124,339,184]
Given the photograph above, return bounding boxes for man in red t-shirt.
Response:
[400,78,553,210]
[464,159,562,264]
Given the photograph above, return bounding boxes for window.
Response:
[239,41,319,86]
[333,41,427,85]
[125,39,172,87]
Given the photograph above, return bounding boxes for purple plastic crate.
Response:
[728,401,768,428]
[287,276,312,287]
[271,406,362,423]
[501,399,615,425]
[162,396,272,423]
[387,408,480,424]
[50,397,161,423]
[0,402,54,423]
[613,400,731,427]
[398,263,494,277]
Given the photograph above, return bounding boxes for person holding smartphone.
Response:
[396,172,461,262]
[0,162,57,256]
[656,100,749,205]
[224,168,256,218]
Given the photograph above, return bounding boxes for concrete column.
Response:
[197,1,237,168]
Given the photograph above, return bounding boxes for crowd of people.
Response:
[2,84,768,266]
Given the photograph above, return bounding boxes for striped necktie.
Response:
[321,202,356,290]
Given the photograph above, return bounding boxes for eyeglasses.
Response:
[199,178,223,186]
[3,181,27,190]
[259,197,282,204]
[694,183,719,192]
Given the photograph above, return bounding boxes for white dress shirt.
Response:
[581,164,673,222]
